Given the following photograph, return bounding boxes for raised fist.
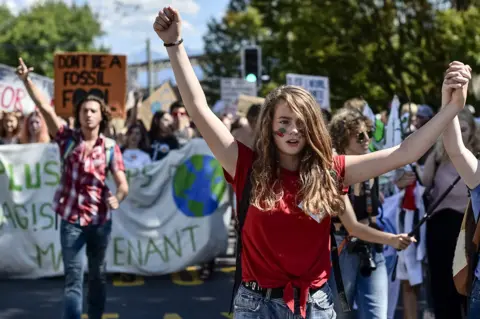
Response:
[153,6,182,44]
[16,57,34,81]
[442,61,471,109]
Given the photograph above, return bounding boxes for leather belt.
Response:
[241,281,323,299]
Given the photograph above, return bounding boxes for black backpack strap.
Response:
[230,168,253,313]
[330,223,351,312]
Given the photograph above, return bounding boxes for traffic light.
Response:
[241,46,261,84]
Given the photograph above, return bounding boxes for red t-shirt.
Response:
[223,141,347,317]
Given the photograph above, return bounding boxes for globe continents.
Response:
[172,155,227,217]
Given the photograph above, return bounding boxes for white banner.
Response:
[0,63,54,114]
[0,139,231,279]
[286,73,330,110]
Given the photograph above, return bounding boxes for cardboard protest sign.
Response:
[237,95,265,117]
[139,81,179,130]
[54,53,127,118]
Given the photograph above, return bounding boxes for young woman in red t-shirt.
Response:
[153,7,471,318]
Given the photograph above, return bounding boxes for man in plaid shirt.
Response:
[17,58,129,319]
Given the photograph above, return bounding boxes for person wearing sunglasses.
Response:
[328,107,399,318]
[170,100,195,146]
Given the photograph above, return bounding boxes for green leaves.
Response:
[0,2,105,78]
[203,0,480,112]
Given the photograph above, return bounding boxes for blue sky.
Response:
[9,0,231,87]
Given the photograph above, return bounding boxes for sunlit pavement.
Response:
[0,266,236,319]
[0,265,430,319]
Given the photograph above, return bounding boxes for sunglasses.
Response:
[356,130,373,144]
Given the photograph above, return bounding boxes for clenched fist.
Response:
[153,6,182,44]
[107,195,119,210]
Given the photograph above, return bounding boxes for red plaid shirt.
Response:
[54,125,125,226]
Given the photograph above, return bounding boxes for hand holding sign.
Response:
[15,58,34,81]
[153,6,182,44]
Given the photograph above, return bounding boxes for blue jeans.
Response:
[329,235,388,319]
[60,219,112,319]
[233,284,336,319]
[468,278,480,319]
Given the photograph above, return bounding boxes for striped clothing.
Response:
[53,125,125,226]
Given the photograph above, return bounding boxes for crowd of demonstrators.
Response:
[1,7,478,319]
[152,6,474,319]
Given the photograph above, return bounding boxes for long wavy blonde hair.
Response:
[251,86,345,219]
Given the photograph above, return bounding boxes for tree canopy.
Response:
[202,0,480,111]
[0,1,106,77]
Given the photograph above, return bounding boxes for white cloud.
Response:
[10,0,203,56]
[10,0,200,36]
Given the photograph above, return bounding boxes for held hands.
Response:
[389,233,416,250]
[153,6,182,44]
[442,61,472,109]
[15,58,34,81]
[107,195,119,210]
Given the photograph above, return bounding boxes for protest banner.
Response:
[286,73,330,110]
[0,139,231,279]
[0,64,53,114]
[54,53,127,119]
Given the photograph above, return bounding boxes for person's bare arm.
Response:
[16,58,62,136]
[442,64,480,189]
[338,195,415,249]
[153,7,238,177]
[344,63,471,186]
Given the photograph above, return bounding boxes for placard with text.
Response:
[54,53,127,118]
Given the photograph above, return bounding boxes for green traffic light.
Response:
[245,73,257,83]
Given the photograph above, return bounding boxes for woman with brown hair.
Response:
[328,107,400,319]
[423,108,479,319]
[19,110,50,144]
[0,111,21,144]
[153,6,470,318]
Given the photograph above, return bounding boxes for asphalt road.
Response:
[0,222,430,319]
[0,266,431,319]
[0,267,236,319]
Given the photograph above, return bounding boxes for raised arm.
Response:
[442,66,480,189]
[343,62,471,186]
[16,58,62,137]
[153,7,238,177]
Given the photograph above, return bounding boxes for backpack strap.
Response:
[230,168,253,313]
[104,137,116,176]
[330,223,351,312]
[62,136,77,165]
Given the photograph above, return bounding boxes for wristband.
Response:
[164,38,184,47]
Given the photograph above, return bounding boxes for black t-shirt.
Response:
[349,178,380,221]
[150,136,179,161]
